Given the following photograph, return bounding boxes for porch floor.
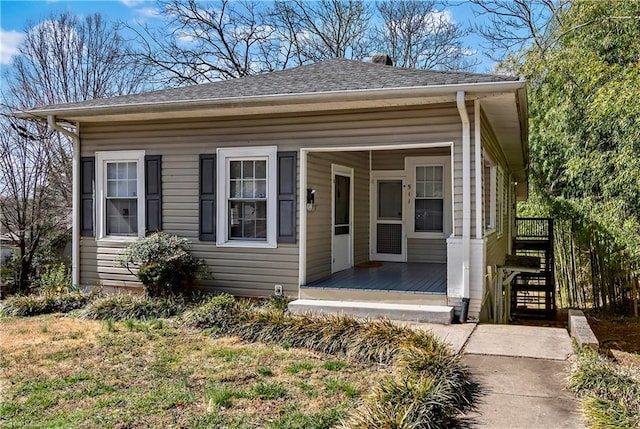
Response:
[304,262,446,294]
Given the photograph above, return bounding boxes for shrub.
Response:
[37,263,73,296]
[117,232,205,297]
[80,294,187,321]
[0,292,93,317]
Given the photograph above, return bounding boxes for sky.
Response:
[0,0,495,76]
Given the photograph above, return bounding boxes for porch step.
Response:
[300,287,448,306]
[288,299,454,324]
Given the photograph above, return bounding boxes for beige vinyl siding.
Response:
[78,103,472,296]
[406,239,447,263]
[481,107,513,270]
[305,151,369,284]
[371,147,451,170]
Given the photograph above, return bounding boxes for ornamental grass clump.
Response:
[117,232,205,297]
[80,293,187,321]
[0,291,93,317]
[567,345,640,428]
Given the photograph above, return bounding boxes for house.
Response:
[18,57,528,323]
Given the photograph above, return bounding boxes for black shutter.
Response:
[145,155,162,234]
[199,154,216,241]
[277,151,297,243]
[80,157,95,237]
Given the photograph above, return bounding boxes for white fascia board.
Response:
[16,81,526,121]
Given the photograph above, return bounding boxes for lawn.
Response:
[0,314,386,428]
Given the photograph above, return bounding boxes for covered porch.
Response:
[304,262,446,294]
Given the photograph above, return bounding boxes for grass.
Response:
[567,344,640,428]
[0,292,475,427]
[0,314,382,428]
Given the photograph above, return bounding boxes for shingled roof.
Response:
[29,58,519,111]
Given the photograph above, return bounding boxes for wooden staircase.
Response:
[511,218,556,319]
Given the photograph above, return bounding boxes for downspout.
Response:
[47,115,80,287]
[456,92,471,320]
[474,100,482,240]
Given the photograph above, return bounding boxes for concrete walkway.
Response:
[415,323,584,428]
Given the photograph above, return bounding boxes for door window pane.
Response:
[334,174,350,234]
[378,180,402,220]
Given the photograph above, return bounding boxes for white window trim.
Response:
[483,151,497,236]
[216,146,277,248]
[95,150,146,241]
[405,156,452,239]
[497,166,505,238]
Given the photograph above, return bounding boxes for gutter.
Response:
[17,80,526,120]
[47,115,81,287]
[456,92,471,318]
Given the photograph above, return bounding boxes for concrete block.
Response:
[568,309,599,350]
[287,299,454,324]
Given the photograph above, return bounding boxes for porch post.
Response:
[457,92,471,300]
[298,149,308,293]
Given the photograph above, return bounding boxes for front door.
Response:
[372,174,406,262]
[332,165,353,273]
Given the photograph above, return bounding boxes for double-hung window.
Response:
[406,156,451,238]
[95,151,146,239]
[217,147,277,248]
[415,165,444,233]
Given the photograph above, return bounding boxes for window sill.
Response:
[96,235,142,243]
[216,240,277,249]
[483,228,497,238]
[406,232,447,240]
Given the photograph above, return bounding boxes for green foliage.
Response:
[37,263,73,296]
[567,346,640,428]
[80,294,187,321]
[0,292,93,317]
[117,232,205,297]
[511,0,640,313]
[206,383,236,409]
[181,293,237,332]
[182,296,473,427]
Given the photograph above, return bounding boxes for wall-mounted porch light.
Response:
[306,188,316,212]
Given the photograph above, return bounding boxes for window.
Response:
[496,167,504,236]
[96,151,145,239]
[217,147,277,248]
[483,154,497,233]
[406,156,451,238]
[415,166,444,232]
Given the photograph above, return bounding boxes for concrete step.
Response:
[288,299,454,324]
[299,287,448,306]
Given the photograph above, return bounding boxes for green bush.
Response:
[37,263,73,295]
[80,294,188,321]
[117,232,205,297]
[0,292,93,317]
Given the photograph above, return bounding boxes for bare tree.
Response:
[2,11,149,291]
[0,116,68,292]
[470,0,570,63]
[271,0,372,63]
[11,12,148,109]
[373,0,475,70]
[125,0,288,86]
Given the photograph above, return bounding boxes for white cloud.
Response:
[120,0,147,7]
[136,7,161,18]
[0,29,25,65]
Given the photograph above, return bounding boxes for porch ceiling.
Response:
[479,90,529,197]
